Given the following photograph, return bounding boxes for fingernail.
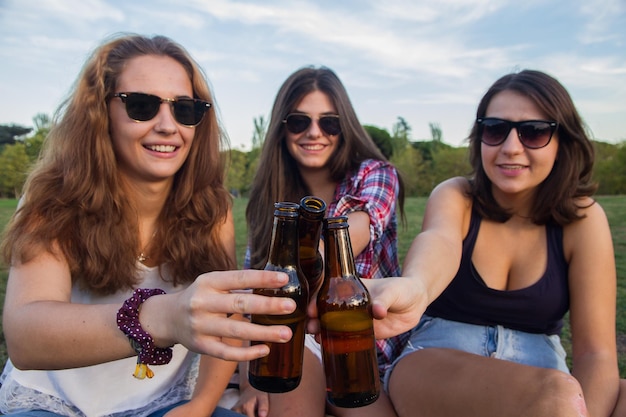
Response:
[279,328,291,341]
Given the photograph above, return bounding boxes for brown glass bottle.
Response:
[317,216,380,408]
[249,202,309,393]
[298,196,326,297]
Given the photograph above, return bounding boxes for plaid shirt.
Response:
[329,159,400,279]
[328,159,406,374]
[244,159,406,373]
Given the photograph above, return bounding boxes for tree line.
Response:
[1,115,625,199]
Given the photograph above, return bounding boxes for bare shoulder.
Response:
[570,197,610,230]
[563,197,612,255]
[431,177,471,197]
[428,177,472,209]
[424,177,472,231]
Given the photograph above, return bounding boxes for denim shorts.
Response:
[383,315,569,392]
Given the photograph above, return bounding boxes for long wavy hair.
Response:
[246,66,404,269]
[468,69,597,225]
[1,34,234,295]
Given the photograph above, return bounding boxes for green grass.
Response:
[1,196,625,376]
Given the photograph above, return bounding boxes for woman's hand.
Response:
[141,270,297,362]
[308,277,426,340]
[232,384,270,417]
[365,277,426,338]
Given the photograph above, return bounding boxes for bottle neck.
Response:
[298,214,323,251]
[324,225,356,278]
[268,216,300,268]
[298,196,326,252]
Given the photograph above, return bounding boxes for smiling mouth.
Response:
[145,144,177,153]
[498,164,526,170]
[301,143,325,151]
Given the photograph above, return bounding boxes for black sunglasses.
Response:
[477,117,558,149]
[112,92,211,127]
[283,113,341,136]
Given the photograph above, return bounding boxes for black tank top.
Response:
[426,209,569,335]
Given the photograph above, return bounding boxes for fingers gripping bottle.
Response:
[249,202,309,393]
[298,196,326,297]
[317,216,380,407]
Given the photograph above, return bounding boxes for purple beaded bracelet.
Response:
[116,288,173,379]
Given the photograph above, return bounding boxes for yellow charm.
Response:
[133,363,155,379]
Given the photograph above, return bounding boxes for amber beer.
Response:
[317,216,380,407]
[249,202,309,393]
[298,196,326,296]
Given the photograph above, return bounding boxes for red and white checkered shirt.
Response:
[327,158,406,374]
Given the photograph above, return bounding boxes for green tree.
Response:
[24,132,45,161]
[431,146,471,186]
[0,141,31,197]
[0,115,51,197]
[225,149,249,197]
[411,141,435,162]
[429,122,442,142]
[614,143,626,194]
[391,145,430,196]
[391,117,411,155]
[252,115,267,149]
[33,113,51,132]
[363,125,393,159]
[243,150,261,197]
[595,140,626,194]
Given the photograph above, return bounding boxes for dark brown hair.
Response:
[246,66,404,269]
[468,69,597,224]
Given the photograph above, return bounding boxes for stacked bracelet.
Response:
[116,288,173,379]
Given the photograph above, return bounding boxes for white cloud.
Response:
[32,0,125,22]
[369,0,505,25]
[0,0,624,147]
[578,0,625,44]
[188,0,520,79]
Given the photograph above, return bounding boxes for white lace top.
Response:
[0,264,198,417]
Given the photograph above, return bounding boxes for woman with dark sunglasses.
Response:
[236,66,405,417]
[0,34,298,417]
[323,69,625,416]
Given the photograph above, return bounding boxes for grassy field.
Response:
[0,196,625,376]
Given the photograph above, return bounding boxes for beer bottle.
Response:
[298,196,326,296]
[317,216,380,407]
[249,202,309,393]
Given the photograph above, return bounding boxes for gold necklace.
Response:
[138,231,156,262]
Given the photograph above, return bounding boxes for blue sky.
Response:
[1,0,624,149]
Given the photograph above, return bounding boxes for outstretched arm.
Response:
[4,254,296,370]
[566,200,620,416]
[309,177,471,339]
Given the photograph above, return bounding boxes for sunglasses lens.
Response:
[319,116,341,136]
[119,93,209,126]
[285,114,312,134]
[479,118,555,149]
[518,122,553,148]
[284,114,341,136]
[125,93,160,121]
[172,99,208,126]
[481,119,510,146]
